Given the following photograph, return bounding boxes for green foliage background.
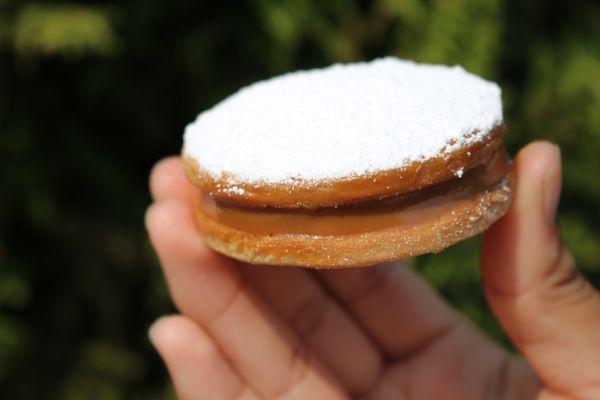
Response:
[1,0,599,398]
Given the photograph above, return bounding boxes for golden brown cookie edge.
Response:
[192,170,514,268]
[183,124,505,209]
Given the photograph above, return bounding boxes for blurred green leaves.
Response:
[8,3,118,58]
[0,273,31,309]
[561,213,600,272]
[253,0,362,68]
[378,0,502,76]
[523,42,600,200]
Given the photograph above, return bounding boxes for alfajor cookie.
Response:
[182,57,513,268]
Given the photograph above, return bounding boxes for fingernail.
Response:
[543,144,562,224]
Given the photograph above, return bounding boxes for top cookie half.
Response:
[183,57,503,208]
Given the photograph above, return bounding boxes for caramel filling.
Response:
[198,151,511,236]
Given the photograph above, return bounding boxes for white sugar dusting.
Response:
[183,57,502,185]
[225,186,245,195]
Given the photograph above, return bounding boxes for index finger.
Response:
[150,156,199,203]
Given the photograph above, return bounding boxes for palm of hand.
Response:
[147,143,600,400]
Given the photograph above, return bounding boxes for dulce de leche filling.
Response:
[198,151,511,236]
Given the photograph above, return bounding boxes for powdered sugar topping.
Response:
[183,57,502,185]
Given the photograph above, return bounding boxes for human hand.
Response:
[145,141,600,399]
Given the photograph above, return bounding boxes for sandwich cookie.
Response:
[182,57,513,268]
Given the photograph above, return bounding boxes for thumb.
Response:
[482,141,600,399]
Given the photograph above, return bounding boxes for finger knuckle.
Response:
[346,264,392,305]
[290,292,330,336]
[271,342,311,399]
[540,242,592,307]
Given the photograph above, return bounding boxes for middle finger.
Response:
[150,157,384,396]
[244,266,384,396]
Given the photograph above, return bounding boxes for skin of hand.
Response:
[145,141,600,400]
